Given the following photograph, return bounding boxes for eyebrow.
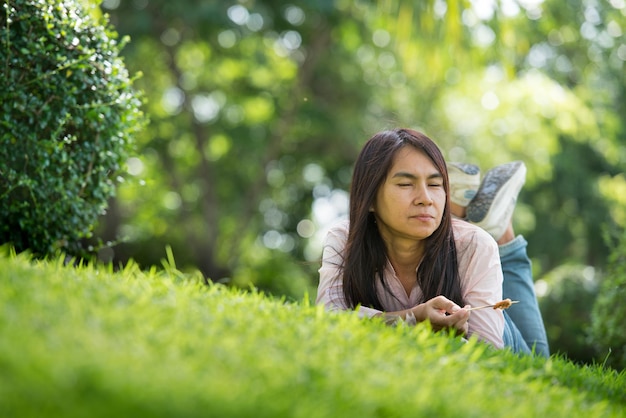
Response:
[391,171,443,180]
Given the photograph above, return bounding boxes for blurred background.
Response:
[84,0,625,365]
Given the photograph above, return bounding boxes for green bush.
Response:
[536,264,600,365]
[0,0,144,257]
[590,232,626,371]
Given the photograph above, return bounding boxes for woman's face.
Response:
[372,146,446,244]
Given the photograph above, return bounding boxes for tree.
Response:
[96,0,626,301]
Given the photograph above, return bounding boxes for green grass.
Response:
[0,248,624,418]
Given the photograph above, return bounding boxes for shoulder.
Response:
[451,219,503,295]
[328,218,350,234]
[451,218,498,254]
[326,218,349,237]
[322,218,350,245]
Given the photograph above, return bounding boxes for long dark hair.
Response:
[342,128,464,309]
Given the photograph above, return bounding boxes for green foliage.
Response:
[0,248,625,417]
[0,0,145,257]
[590,231,626,371]
[536,264,600,365]
[93,0,626,291]
[232,243,317,300]
[526,137,618,272]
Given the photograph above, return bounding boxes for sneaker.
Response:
[447,162,481,207]
[466,161,526,241]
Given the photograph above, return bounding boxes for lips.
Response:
[410,213,435,220]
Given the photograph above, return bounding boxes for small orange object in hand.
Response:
[466,298,519,311]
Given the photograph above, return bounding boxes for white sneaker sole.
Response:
[466,161,526,240]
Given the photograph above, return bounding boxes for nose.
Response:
[412,183,433,206]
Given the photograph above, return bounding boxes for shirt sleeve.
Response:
[316,223,383,319]
[458,227,505,349]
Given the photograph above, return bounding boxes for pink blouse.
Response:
[316,218,505,349]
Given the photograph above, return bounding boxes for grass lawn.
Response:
[0,248,624,417]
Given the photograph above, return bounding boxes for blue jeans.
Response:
[499,236,550,357]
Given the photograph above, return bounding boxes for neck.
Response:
[383,236,424,275]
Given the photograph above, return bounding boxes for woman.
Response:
[317,128,549,356]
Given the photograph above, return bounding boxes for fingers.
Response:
[444,308,469,327]
[445,305,471,335]
[426,297,470,332]
[429,295,460,313]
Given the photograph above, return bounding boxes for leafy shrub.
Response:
[536,264,600,365]
[0,0,144,257]
[590,232,626,371]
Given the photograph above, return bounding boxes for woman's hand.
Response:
[411,295,470,335]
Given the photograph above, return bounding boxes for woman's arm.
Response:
[456,223,505,348]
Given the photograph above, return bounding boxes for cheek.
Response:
[374,187,394,210]
[435,193,447,217]
[436,190,447,206]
